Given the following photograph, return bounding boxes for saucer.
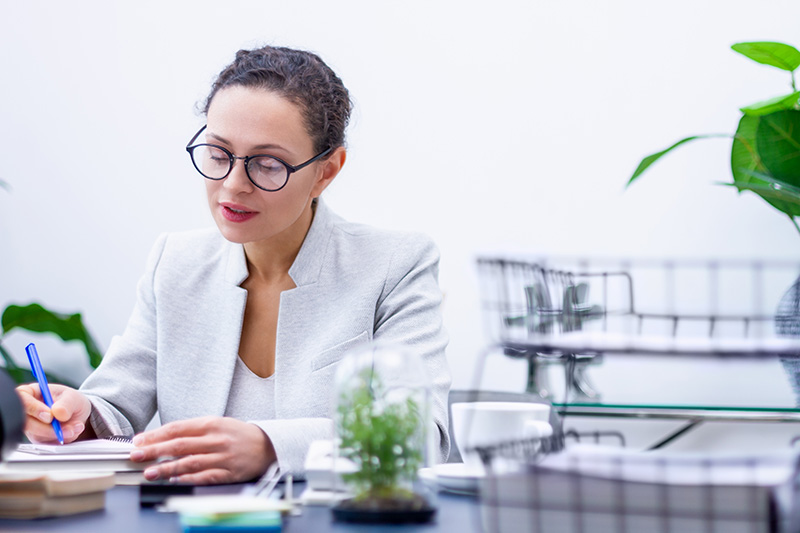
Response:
[419,463,484,495]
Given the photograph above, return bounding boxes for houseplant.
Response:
[1,303,102,387]
[333,344,435,524]
[627,41,800,401]
[627,41,800,231]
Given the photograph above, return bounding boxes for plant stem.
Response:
[791,215,800,238]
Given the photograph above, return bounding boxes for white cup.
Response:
[451,402,552,468]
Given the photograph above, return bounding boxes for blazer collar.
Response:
[222,198,334,287]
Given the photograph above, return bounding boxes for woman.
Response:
[17,45,451,485]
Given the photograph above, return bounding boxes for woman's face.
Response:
[203,86,331,246]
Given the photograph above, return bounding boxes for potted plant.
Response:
[627,41,800,399]
[332,345,436,524]
[0,303,102,387]
[627,41,800,232]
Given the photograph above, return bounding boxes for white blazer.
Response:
[80,199,452,475]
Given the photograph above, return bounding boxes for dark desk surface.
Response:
[0,484,483,533]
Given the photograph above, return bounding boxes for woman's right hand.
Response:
[15,383,93,443]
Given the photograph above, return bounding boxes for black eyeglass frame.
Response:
[185,125,332,192]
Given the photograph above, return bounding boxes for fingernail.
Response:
[38,412,52,423]
[144,468,159,481]
[169,476,180,484]
[74,423,85,436]
[130,450,144,461]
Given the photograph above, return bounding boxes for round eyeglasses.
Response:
[185,125,332,192]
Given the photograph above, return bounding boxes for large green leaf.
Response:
[740,91,800,116]
[731,112,800,217]
[732,114,766,187]
[720,179,800,219]
[756,109,800,187]
[626,135,727,187]
[731,41,800,72]
[1,303,103,369]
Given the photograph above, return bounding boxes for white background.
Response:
[2,0,800,438]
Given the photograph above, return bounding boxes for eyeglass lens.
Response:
[191,145,289,191]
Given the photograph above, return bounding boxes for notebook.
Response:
[3,437,153,483]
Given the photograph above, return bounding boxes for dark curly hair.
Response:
[203,45,352,155]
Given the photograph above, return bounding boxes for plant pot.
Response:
[332,494,436,524]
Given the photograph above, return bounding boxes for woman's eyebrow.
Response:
[206,131,286,152]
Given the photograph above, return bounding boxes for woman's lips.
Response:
[220,203,257,223]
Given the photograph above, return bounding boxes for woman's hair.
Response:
[203,45,352,154]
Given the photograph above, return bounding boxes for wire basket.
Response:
[477,256,800,358]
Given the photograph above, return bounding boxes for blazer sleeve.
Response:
[372,233,452,463]
[79,234,167,437]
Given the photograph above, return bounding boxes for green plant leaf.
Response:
[731,114,765,185]
[741,91,800,116]
[626,135,727,187]
[734,168,800,195]
[732,41,800,72]
[720,179,800,215]
[755,109,800,186]
[1,303,103,369]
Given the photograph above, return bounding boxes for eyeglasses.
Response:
[185,125,332,192]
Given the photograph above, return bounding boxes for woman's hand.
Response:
[16,383,93,443]
[130,416,276,485]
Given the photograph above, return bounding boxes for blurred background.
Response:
[1,0,799,425]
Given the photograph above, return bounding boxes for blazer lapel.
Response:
[192,241,249,418]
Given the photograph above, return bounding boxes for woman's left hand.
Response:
[130,416,276,484]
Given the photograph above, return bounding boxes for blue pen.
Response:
[25,343,64,444]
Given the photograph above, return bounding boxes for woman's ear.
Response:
[311,147,346,197]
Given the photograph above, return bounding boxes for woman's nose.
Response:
[222,158,254,192]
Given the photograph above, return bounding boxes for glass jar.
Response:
[331,342,437,524]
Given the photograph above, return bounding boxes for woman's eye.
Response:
[252,159,282,173]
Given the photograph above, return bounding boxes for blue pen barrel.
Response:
[25,343,65,444]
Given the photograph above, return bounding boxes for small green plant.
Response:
[337,367,423,505]
[0,303,103,387]
[627,41,800,235]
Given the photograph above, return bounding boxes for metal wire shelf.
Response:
[477,256,800,359]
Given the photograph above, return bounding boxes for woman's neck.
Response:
[242,200,315,284]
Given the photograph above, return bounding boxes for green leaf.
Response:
[626,135,727,187]
[741,91,800,116]
[720,179,800,216]
[1,303,103,369]
[732,41,800,72]
[755,109,800,187]
[731,114,765,186]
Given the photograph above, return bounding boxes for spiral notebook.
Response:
[3,436,153,482]
[15,436,134,456]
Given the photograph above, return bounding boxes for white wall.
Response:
[2,1,800,404]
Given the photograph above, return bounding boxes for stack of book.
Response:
[0,471,115,519]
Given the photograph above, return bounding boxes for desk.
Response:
[0,484,483,533]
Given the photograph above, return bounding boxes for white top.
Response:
[225,357,276,420]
